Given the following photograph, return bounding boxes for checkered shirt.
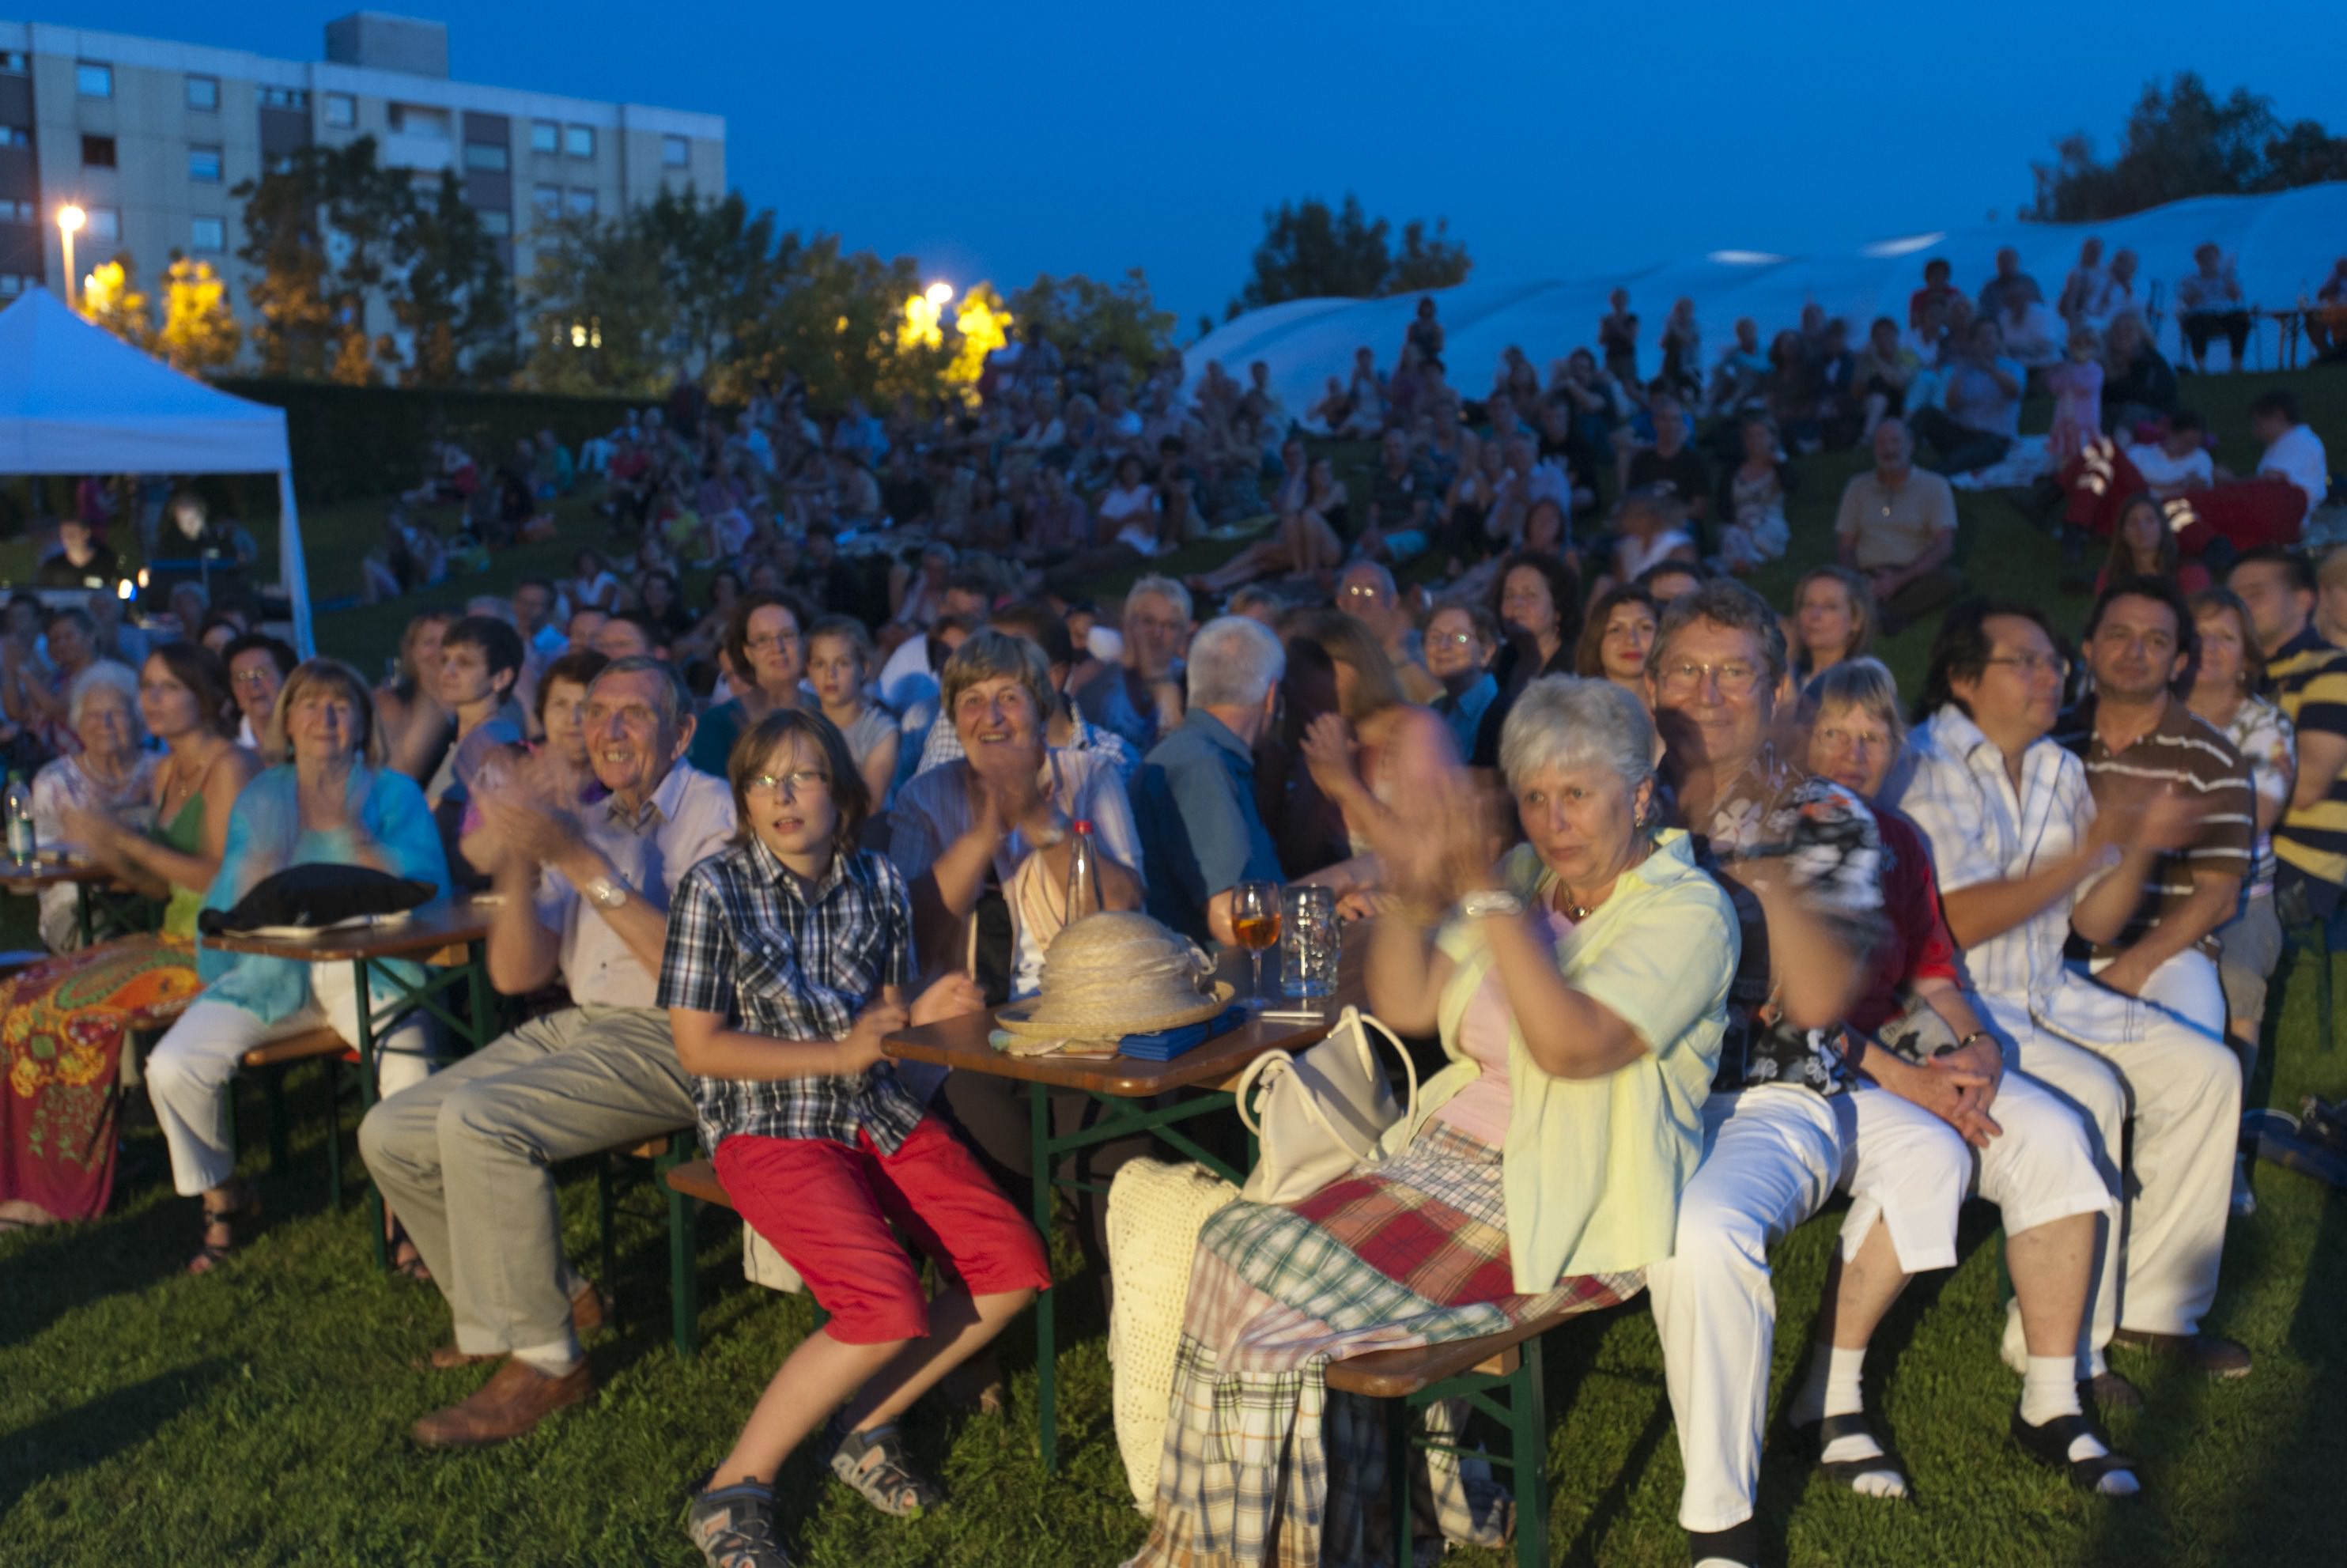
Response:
[657,837,922,1154]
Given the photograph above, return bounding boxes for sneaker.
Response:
[687,1479,792,1568]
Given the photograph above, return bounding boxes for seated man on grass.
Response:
[1835,419,1963,635]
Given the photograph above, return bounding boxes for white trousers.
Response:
[2000,949,2239,1340]
[147,962,432,1196]
[1649,1086,1843,1534]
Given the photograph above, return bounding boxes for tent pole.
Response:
[278,468,316,659]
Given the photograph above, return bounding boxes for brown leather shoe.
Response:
[2111,1328,2253,1378]
[414,1280,604,1373]
[410,1357,592,1448]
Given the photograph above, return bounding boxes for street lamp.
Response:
[56,205,85,308]
[925,280,954,308]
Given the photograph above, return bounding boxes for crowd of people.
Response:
[2,241,2344,1568]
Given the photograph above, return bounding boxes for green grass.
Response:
[3,365,2345,1567]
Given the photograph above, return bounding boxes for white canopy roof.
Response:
[0,287,314,655]
[1187,182,2347,428]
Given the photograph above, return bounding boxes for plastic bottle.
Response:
[1065,818,1098,921]
[4,771,34,867]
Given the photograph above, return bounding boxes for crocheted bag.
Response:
[1105,1158,1242,1509]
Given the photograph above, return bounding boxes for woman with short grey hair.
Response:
[1132,674,1741,1565]
[29,660,155,951]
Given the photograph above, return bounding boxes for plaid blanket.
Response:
[1127,1122,1638,1568]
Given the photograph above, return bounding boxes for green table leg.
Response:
[464,939,491,1051]
[664,1140,700,1359]
[350,955,388,1271]
[1510,1333,1551,1568]
[1030,1080,1058,1472]
[74,883,93,948]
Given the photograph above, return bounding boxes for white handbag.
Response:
[1232,1005,1419,1205]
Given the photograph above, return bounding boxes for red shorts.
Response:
[713,1117,1051,1345]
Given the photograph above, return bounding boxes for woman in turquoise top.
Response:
[146,659,448,1272]
[1131,676,1739,1567]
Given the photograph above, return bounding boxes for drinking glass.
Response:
[1231,879,1282,1010]
[1279,885,1340,999]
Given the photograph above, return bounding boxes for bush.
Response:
[217,380,653,505]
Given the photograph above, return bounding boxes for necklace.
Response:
[1556,835,1655,920]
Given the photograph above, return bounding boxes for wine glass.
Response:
[1231,879,1282,1011]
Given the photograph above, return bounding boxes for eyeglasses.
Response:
[230,670,278,689]
[1427,630,1476,648]
[1982,652,2070,681]
[746,769,830,799]
[1340,584,1386,602]
[743,633,801,652]
[1657,659,1763,697]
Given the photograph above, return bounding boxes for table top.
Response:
[199,896,497,962]
[0,856,116,889]
[885,925,1368,1098]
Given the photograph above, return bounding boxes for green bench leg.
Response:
[597,1155,621,1329]
[1510,1335,1550,1568]
[1030,1082,1057,1472]
[323,1055,345,1214]
[1384,1398,1414,1568]
[663,1144,699,1359]
[265,1067,291,1173]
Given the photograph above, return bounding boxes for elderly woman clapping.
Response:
[146,659,448,1272]
[1131,677,1741,1566]
[28,661,156,950]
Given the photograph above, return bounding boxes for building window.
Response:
[0,274,33,298]
[531,120,559,154]
[3,51,32,75]
[77,62,111,98]
[389,103,450,139]
[0,127,28,149]
[564,124,594,159]
[87,207,119,242]
[531,183,562,218]
[323,92,356,127]
[565,188,596,218]
[187,74,219,111]
[189,145,223,183]
[478,209,511,236]
[463,141,508,172]
[1,199,32,224]
[260,85,311,111]
[191,216,225,253]
[81,134,117,168]
[662,134,690,168]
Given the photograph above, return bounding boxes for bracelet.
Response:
[1956,1030,1995,1051]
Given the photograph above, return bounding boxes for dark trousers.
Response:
[1908,406,2013,476]
[2183,309,2253,365]
[1877,565,1967,633]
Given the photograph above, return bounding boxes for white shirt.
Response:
[1892,704,2100,1006]
[2125,441,2215,494]
[2258,425,2330,512]
[535,762,736,1008]
[887,748,1144,997]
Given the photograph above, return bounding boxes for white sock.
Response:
[1797,1346,1905,1498]
[2020,1355,2137,1496]
[512,1339,581,1377]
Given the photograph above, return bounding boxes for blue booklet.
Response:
[1120,1005,1248,1061]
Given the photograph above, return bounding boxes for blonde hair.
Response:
[265,658,384,767]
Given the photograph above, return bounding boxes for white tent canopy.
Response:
[0,286,314,656]
[1187,183,2347,428]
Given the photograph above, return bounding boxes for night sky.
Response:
[90,1,2346,332]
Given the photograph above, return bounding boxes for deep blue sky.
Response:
[93,2,2346,334]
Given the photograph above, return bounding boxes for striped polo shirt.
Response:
[2265,627,2347,888]
[2053,694,2254,957]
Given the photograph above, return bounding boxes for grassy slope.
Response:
[2,366,2343,1567]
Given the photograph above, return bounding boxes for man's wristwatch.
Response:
[584,875,631,911]
[1458,890,1525,920]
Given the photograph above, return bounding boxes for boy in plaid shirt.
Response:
[662,708,1048,1568]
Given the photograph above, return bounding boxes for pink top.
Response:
[2047,359,2104,463]
[1433,909,1574,1146]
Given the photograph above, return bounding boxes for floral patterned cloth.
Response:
[0,935,198,1225]
[1695,746,1886,1098]
[2220,695,2296,900]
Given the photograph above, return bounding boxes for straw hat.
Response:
[994,912,1235,1037]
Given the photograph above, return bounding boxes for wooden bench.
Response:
[238,1026,355,1207]
[1325,1303,1580,1568]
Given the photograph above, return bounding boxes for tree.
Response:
[1228,194,1471,317]
[2028,73,2347,221]
[78,254,153,348]
[234,136,512,384]
[724,233,939,410]
[156,255,242,373]
[1007,270,1174,370]
[520,211,683,397]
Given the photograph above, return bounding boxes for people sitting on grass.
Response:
[1790,564,1876,682]
[1835,419,1963,636]
[2177,243,2253,374]
[357,657,734,1447]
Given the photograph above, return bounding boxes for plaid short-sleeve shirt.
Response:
[657,837,923,1154]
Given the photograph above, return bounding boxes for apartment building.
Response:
[0,12,723,331]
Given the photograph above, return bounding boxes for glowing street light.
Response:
[56,205,85,308]
[925,280,954,308]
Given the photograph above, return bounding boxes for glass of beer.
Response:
[1232,878,1282,1010]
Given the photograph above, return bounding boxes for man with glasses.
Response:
[1072,574,1192,754]
[221,633,296,748]
[1899,597,2250,1401]
[360,657,735,1447]
[1336,560,1443,705]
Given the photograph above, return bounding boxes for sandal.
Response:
[2009,1409,2140,1494]
[187,1181,262,1275]
[828,1422,940,1517]
[387,1221,433,1283]
[1795,1411,1911,1495]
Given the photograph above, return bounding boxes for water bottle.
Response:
[1065,818,1098,921]
[5,771,34,867]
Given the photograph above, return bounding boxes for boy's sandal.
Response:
[187,1184,262,1275]
[2008,1409,2139,1493]
[1797,1411,1912,1494]
[828,1423,940,1518]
